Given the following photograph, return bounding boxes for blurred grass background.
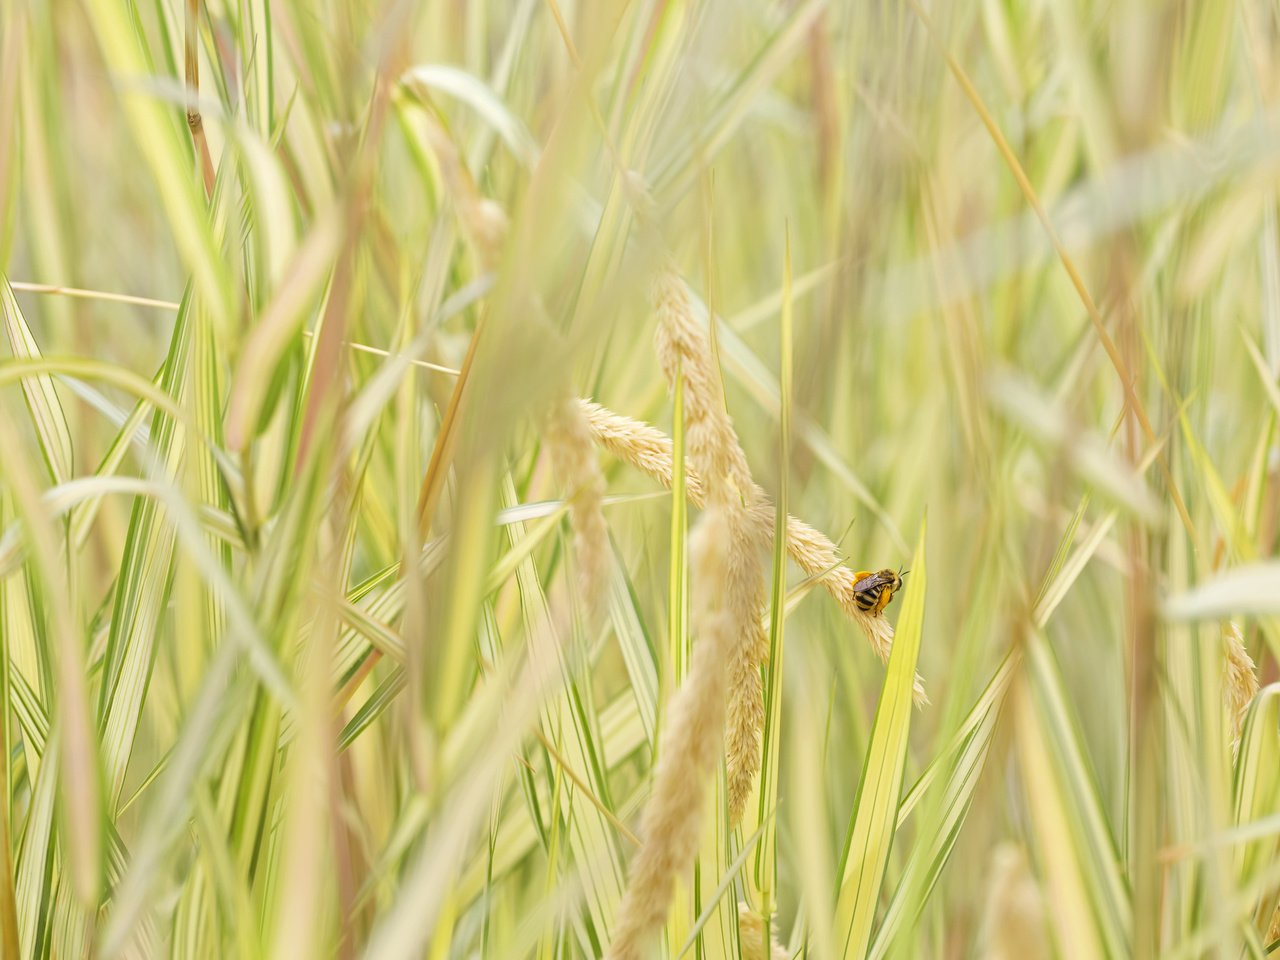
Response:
[1,0,1279,957]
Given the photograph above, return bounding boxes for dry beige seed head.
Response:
[653,266,768,825]
[606,507,734,960]
[545,395,609,624]
[738,903,788,960]
[579,398,706,501]
[577,398,928,705]
[1223,620,1258,754]
[653,267,755,500]
[724,508,770,820]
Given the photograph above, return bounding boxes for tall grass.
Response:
[1,0,1278,957]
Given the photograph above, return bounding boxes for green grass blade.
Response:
[869,653,1016,959]
[0,279,73,484]
[1019,633,1132,957]
[1234,684,1280,933]
[834,518,927,958]
[96,297,194,809]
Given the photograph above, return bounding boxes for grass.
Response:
[1,0,1279,957]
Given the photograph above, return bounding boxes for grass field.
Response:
[1,0,1279,957]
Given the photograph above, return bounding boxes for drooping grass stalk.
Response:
[580,399,927,702]
[545,394,610,623]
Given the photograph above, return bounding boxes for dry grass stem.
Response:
[579,398,928,704]
[605,507,735,960]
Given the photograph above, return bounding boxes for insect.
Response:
[851,567,907,616]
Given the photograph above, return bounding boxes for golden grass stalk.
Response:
[653,267,767,823]
[605,506,735,960]
[579,399,928,704]
[978,843,1048,960]
[738,902,788,960]
[1223,620,1258,754]
[545,394,610,623]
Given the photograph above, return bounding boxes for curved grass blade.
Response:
[96,295,194,809]
[1,277,73,483]
[1233,684,1280,934]
[1018,633,1132,958]
[833,517,927,958]
[869,652,1016,959]
[1165,563,1280,619]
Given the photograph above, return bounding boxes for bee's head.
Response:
[895,566,909,590]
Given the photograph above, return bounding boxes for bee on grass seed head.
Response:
[851,566,907,616]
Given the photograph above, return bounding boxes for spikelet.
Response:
[653,267,754,499]
[1223,620,1258,754]
[577,398,928,704]
[545,395,609,624]
[738,903,788,960]
[653,267,767,823]
[579,399,706,501]
[605,507,734,960]
[723,507,769,820]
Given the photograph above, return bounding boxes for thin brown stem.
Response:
[185,0,216,198]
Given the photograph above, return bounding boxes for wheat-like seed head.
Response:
[653,267,755,501]
[738,903,788,960]
[578,398,928,704]
[605,506,734,960]
[1223,620,1258,755]
[653,267,767,824]
[545,395,609,625]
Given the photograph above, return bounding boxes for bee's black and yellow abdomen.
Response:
[851,568,903,617]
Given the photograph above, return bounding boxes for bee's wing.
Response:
[853,571,892,593]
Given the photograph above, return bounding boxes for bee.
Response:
[851,567,907,616]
